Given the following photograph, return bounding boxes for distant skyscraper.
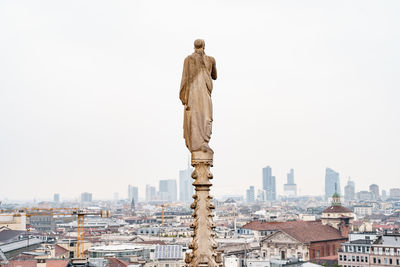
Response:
[53,193,60,203]
[389,188,400,199]
[128,185,139,203]
[113,192,119,201]
[369,184,379,200]
[179,164,194,203]
[344,179,355,201]
[159,179,177,202]
[325,168,340,200]
[145,185,156,202]
[357,190,373,201]
[262,166,276,201]
[283,168,297,196]
[81,192,92,202]
[257,189,266,202]
[246,186,255,203]
[382,189,387,199]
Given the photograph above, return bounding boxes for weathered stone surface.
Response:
[180,40,221,267]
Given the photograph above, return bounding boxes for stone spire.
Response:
[185,154,222,267]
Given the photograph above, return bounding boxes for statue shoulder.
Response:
[207,56,216,64]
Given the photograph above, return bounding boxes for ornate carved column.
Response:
[185,152,222,267]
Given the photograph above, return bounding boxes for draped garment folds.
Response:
[180,51,217,152]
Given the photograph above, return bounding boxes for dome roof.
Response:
[322,205,353,213]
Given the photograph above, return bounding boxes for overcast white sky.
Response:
[1,0,399,201]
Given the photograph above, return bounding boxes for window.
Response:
[344,255,347,261]
[386,248,390,255]
[396,259,399,265]
[378,258,382,264]
[340,255,343,261]
[356,256,359,262]
[389,259,392,265]
[365,256,368,263]
[317,250,320,258]
[361,256,364,262]
[352,256,355,262]
[390,248,394,256]
[373,257,376,264]
[379,248,383,255]
[384,258,388,265]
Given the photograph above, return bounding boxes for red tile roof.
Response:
[45,260,69,267]
[252,220,347,244]
[54,245,69,257]
[322,205,352,213]
[2,260,37,267]
[280,221,346,243]
[242,220,310,231]
[107,257,129,267]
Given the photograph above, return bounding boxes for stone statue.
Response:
[180,40,222,267]
[180,39,217,161]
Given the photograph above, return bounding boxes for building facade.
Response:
[283,169,297,197]
[246,186,255,203]
[159,179,177,202]
[128,185,139,203]
[369,184,380,200]
[370,235,400,267]
[179,166,193,203]
[338,239,372,267]
[146,185,156,202]
[81,192,92,202]
[345,180,356,201]
[262,166,276,201]
[260,221,348,261]
[325,168,340,201]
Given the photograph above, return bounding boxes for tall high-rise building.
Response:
[159,179,177,202]
[262,166,276,201]
[179,164,194,203]
[382,189,387,199]
[389,188,400,199]
[128,185,139,203]
[344,179,355,201]
[53,193,60,203]
[81,192,92,202]
[246,186,255,203]
[283,168,297,196]
[369,184,379,200]
[257,189,266,202]
[287,169,294,184]
[145,185,156,202]
[325,168,340,200]
[113,192,119,201]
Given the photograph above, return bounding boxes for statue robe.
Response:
[180,51,217,152]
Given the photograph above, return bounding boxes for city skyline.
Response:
[1,165,396,202]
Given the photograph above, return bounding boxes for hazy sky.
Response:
[1,0,399,201]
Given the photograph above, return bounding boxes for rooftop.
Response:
[373,235,400,247]
[322,205,352,213]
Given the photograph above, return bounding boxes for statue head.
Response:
[194,39,205,50]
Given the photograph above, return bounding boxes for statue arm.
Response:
[211,56,217,80]
[180,57,190,105]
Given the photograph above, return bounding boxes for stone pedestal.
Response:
[185,151,222,267]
